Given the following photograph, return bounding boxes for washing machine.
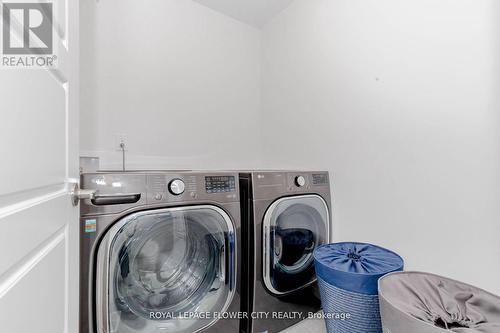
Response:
[79,171,242,333]
[239,171,331,333]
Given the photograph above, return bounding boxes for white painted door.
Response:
[0,0,79,333]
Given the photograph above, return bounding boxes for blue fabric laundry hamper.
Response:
[313,242,404,333]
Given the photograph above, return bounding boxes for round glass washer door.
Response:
[96,206,236,333]
[263,195,329,295]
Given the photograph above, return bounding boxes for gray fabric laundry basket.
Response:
[379,272,500,333]
[313,242,404,333]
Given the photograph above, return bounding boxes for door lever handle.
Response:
[71,183,96,206]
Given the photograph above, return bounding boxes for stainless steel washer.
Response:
[239,171,332,333]
[79,171,242,333]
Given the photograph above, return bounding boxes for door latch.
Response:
[71,183,96,206]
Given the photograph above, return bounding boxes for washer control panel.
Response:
[205,176,236,194]
[169,179,185,195]
[148,174,197,203]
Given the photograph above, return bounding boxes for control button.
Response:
[295,175,306,187]
[154,193,163,201]
[169,179,185,195]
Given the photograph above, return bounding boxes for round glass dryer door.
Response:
[96,206,236,333]
[263,195,329,295]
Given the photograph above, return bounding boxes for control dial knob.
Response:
[295,175,306,187]
[169,179,185,195]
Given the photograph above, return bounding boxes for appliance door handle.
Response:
[227,231,235,291]
[91,193,141,206]
[263,226,269,280]
[218,236,226,283]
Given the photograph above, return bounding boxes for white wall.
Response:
[80,0,262,170]
[261,0,500,294]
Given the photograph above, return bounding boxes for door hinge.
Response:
[71,183,96,206]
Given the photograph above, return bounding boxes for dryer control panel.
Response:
[287,172,329,191]
[247,171,330,200]
[312,173,329,185]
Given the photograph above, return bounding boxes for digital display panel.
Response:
[312,173,328,185]
[205,176,236,193]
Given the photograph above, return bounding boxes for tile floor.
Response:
[281,316,326,333]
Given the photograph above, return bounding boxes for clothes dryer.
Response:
[239,171,331,333]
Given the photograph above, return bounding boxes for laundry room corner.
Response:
[259,0,500,295]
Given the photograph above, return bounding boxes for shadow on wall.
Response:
[79,150,231,171]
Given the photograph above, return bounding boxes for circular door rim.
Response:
[95,205,237,333]
[262,194,330,296]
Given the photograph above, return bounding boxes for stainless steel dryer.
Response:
[80,171,242,333]
[239,171,331,333]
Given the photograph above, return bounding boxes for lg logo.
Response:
[2,2,53,55]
